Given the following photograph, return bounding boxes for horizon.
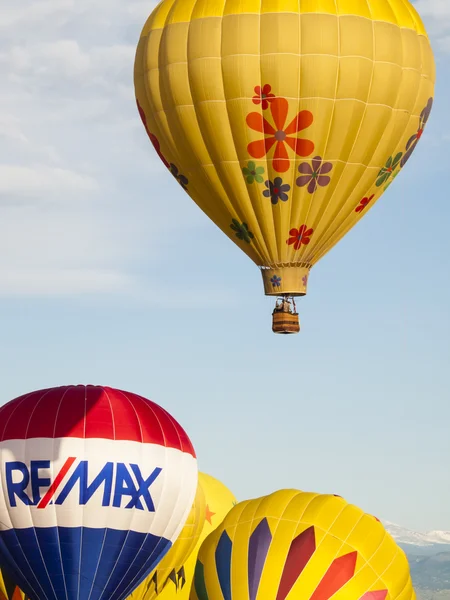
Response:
[0,0,448,535]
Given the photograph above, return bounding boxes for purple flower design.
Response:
[296,156,333,193]
[400,98,433,168]
[302,275,308,286]
[263,177,290,205]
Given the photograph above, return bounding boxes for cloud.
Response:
[0,114,28,143]
[0,0,198,298]
[0,165,98,201]
[0,0,155,32]
[0,1,75,29]
[1,268,133,296]
[0,40,135,89]
[414,0,450,20]
[413,0,450,47]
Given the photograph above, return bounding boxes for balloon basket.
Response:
[272,298,300,335]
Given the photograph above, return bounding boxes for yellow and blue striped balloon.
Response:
[191,490,415,600]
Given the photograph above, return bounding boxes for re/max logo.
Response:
[5,458,162,511]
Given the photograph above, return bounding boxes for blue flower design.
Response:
[170,163,189,190]
[263,177,290,205]
[270,275,282,287]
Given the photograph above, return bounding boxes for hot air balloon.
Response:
[130,472,236,600]
[134,0,435,334]
[191,489,416,600]
[129,472,206,599]
[0,385,198,600]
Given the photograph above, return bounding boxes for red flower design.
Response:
[136,98,148,129]
[136,99,170,169]
[149,134,170,169]
[287,225,314,250]
[246,97,314,173]
[252,84,275,110]
[355,194,374,213]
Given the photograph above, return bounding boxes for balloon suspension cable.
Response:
[273,295,296,314]
[291,296,297,314]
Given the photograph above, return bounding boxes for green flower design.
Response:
[242,161,264,184]
[376,152,403,187]
[230,219,254,243]
[384,170,399,192]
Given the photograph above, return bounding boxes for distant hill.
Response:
[383,522,450,600]
[409,552,450,589]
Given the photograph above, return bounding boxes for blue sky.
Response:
[0,0,449,533]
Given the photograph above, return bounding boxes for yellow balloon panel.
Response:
[135,0,435,296]
[154,473,237,600]
[129,473,236,600]
[191,490,415,600]
[129,478,206,600]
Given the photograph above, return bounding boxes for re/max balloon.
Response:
[135,0,435,327]
[192,489,415,600]
[0,385,198,600]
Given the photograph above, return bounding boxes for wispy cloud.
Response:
[414,0,450,50]
[414,0,450,20]
[0,165,98,200]
[0,0,202,298]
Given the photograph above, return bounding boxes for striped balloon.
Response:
[192,490,415,600]
[0,385,197,600]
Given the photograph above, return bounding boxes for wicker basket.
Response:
[272,311,300,334]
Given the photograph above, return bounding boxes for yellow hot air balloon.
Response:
[191,489,415,600]
[134,0,435,334]
[129,473,236,600]
[129,475,206,599]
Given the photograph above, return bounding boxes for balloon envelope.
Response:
[192,489,415,600]
[135,0,435,298]
[0,385,197,600]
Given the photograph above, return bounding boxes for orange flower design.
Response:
[246,97,314,173]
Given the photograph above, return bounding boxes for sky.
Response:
[0,0,449,534]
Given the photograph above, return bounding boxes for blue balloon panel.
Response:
[0,527,172,600]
